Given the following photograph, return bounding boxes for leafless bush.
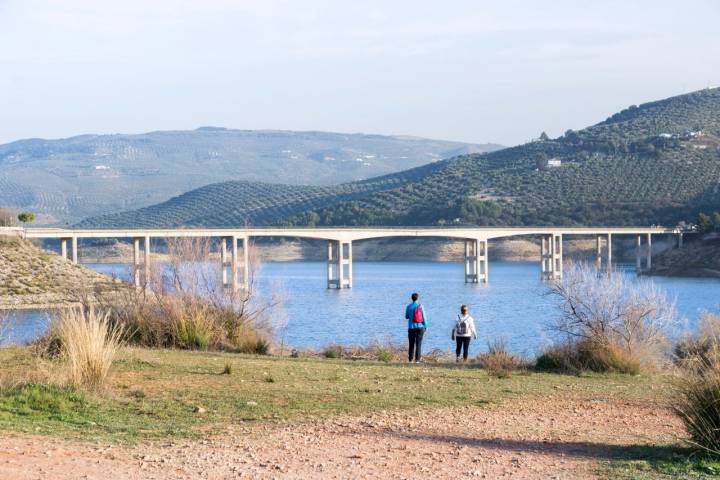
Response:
[102,237,276,353]
[543,262,677,371]
[0,208,17,227]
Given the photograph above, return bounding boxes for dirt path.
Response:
[0,394,683,479]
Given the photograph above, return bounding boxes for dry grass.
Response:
[536,339,641,374]
[55,308,124,390]
[318,340,451,363]
[674,368,720,455]
[672,313,720,455]
[475,339,525,378]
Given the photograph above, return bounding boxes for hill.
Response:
[0,129,500,224]
[80,88,720,229]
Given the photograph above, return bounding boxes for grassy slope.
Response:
[80,87,720,229]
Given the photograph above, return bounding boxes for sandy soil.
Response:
[0,393,683,479]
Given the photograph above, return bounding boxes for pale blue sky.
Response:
[0,0,718,145]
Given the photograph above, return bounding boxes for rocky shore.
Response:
[0,236,124,310]
[647,233,720,278]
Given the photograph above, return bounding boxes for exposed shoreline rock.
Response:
[646,233,720,278]
[0,236,125,310]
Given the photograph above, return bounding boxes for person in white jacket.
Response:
[452,304,477,362]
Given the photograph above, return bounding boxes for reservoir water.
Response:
[2,261,719,357]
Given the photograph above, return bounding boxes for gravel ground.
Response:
[0,393,683,479]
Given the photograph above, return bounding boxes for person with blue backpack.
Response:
[405,292,428,363]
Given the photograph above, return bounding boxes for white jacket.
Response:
[453,314,476,338]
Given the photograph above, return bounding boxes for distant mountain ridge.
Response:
[79,88,720,229]
[0,128,501,224]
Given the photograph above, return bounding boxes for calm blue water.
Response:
[2,261,719,357]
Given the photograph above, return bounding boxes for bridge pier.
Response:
[133,238,141,287]
[132,237,151,288]
[635,234,653,274]
[327,240,352,289]
[59,237,78,264]
[60,238,68,260]
[464,239,488,283]
[220,237,228,287]
[224,236,249,291]
[594,234,613,272]
[540,234,562,280]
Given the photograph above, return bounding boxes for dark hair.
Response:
[411,293,419,301]
[460,304,468,314]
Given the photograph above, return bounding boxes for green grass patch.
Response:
[603,447,720,479]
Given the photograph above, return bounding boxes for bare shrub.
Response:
[54,307,124,390]
[542,262,677,372]
[0,208,17,227]
[476,339,524,378]
[101,237,275,353]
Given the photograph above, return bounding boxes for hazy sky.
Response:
[1,0,718,146]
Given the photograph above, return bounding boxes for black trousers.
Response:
[456,336,471,360]
[408,328,425,362]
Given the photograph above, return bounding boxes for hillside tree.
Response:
[17,211,35,225]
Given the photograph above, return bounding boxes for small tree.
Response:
[696,213,712,234]
[539,131,550,141]
[535,153,549,171]
[712,212,720,232]
[17,211,35,225]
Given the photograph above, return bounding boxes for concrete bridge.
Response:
[5,226,687,290]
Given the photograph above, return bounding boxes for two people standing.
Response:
[405,293,477,363]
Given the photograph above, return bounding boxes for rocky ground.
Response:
[0,236,124,309]
[648,233,720,278]
[0,393,682,479]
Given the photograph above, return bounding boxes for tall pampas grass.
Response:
[56,308,124,389]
